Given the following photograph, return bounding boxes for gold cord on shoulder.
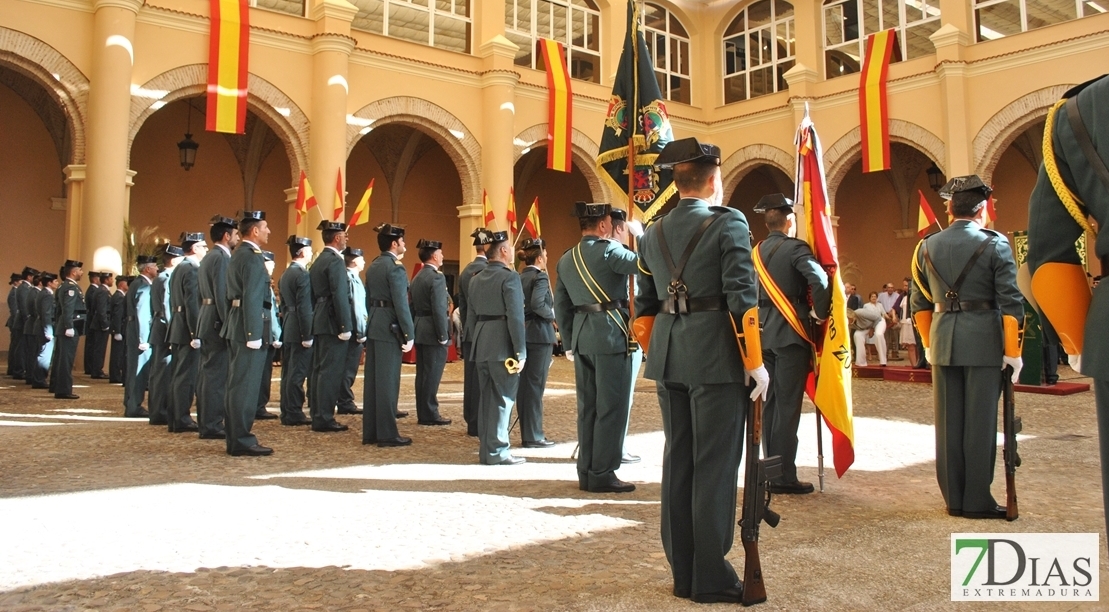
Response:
[1043,99,1097,236]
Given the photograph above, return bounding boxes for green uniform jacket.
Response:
[83,284,97,331]
[457,256,488,343]
[109,290,125,336]
[168,259,200,345]
[221,242,270,343]
[910,220,1023,367]
[411,264,450,345]
[279,262,313,344]
[635,198,758,385]
[310,247,352,336]
[7,285,17,330]
[466,260,526,362]
[125,275,153,346]
[92,282,110,331]
[21,285,38,335]
[757,232,831,349]
[35,288,54,338]
[521,266,556,345]
[347,269,368,340]
[197,246,231,341]
[365,252,414,344]
[553,235,638,355]
[13,282,31,333]
[57,279,85,335]
[153,270,171,328]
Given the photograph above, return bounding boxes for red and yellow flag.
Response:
[332,170,345,222]
[986,195,997,227]
[506,188,518,235]
[917,190,940,237]
[795,108,855,477]
[206,0,249,134]
[523,197,541,238]
[858,30,899,173]
[349,178,373,227]
[294,171,317,225]
[482,189,495,228]
[539,39,573,173]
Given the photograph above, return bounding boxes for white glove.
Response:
[924,346,932,363]
[246,339,262,350]
[113,333,122,341]
[1068,353,1082,374]
[809,308,826,323]
[744,365,770,402]
[44,333,52,341]
[439,339,449,345]
[1002,355,1023,383]
[402,340,414,353]
[65,328,75,338]
[565,350,574,362]
[626,220,644,238]
[272,341,282,349]
[516,358,526,372]
[190,338,201,350]
[138,343,149,352]
[338,331,351,341]
[357,337,366,344]
[301,339,314,348]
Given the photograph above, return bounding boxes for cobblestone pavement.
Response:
[0,356,1106,611]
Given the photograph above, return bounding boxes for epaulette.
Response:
[395,260,404,265]
[708,206,732,213]
[1063,74,1108,99]
[921,229,940,240]
[980,227,1004,238]
[436,269,443,274]
[645,212,668,227]
[252,248,262,254]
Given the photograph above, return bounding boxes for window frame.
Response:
[972,0,1100,41]
[505,0,603,83]
[821,0,941,78]
[722,0,796,104]
[640,3,692,104]
[349,0,473,54]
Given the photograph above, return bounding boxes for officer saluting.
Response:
[752,193,830,495]
[411,238,452,426]
[910,175,1024,519]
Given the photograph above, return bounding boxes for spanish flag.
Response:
[482,189,495,228]
[523,197,541,238]
[349,178,373,227]
[506,188,518,235]
[917,190,940,237]
[294,171,316,225]
[858,30,899,173]
[332,170,345,222]
[986,195,997,227]
[796,107,855,477]
[539,39,573,173]
[206,0,249,134]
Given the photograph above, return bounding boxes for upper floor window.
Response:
[974,0,1102,41]
[505,0,602,83]
[350,0,472,53]
[251,0,305,17]
[641,3,692,104]
[823,0,940,78]
[723,0,795,104]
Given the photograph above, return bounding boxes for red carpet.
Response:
[853,365,1091,395]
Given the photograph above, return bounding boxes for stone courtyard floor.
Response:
[0,355,1106,611]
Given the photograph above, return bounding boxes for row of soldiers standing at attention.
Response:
[5,261,87,399]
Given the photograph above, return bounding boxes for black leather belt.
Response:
[524,313,547,321]
[413,310,433,317]
[574,299,628,314]
[201,298,214,305]
[175,306,184,312]
[263,302,272,309]
[370,299,392,308]
[934,300,998,312]
[663,296,728,314]
[477,315,507,321]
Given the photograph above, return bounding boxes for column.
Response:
[82,0,144,275]
[63,165,86,259]
[930,25,974,176]
[477,37,520,248]
[308,0,357,238]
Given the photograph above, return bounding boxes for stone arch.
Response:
[127,64,309,184]
[720,144,795,204]
[0,27,88,165]
[513,124,606,202]
[973,85,1072,185]
[345,97,482,208]
[823,119,946,212]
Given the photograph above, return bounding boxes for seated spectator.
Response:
[852,291,887,367]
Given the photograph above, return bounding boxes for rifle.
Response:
[739,395,782,606]
[1002,365,1021,521]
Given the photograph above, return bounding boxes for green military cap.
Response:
[472,228,507,246]
[571,201,612,218]
[21,267,38,278]
[136,255,158,266]
[210,215,238,229]
[520,237,546,250]
[40,272,58,283]
[372,222,403,237]
[609,208,629,222]
[317,220,348,232]
[754,193,794,213]
[115,275,127,283]
[416,239,443,250]
[239,210,266,221]
[654,137,721,169]
[262,251,275,262]
[470,227,490,245]
[164,244,185,257]
[342,247,364,258]
[86,271,100,281]
[286,235,312,247]
[180,232,205,247]
[63,259,83,269]
[938,175,992,200]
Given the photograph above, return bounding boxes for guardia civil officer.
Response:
[51,260,86,400]
[108,276,127,384]
[221,210,274,456]
[363,223,415,446]
[279,235,314,426]
[148,245,184,426]
[336,246,367,416]
[90,272,112,378]
[197,215,240,440]
[635,137,768,603]
[83,271,101,375]
[910,175,1023,519]
[458,229,491,436]
[1027,75,1109,534]
[10,267,36,380]
[553,202,640,493]
[255,251,281,420]
[753,193,830,495]
[515,237,554,447]
[122,255,158,418]
[168,232,209,433]
[609,209,643,465]
[31,272,58,389]
[6,272,21,378]
[411,239,452,426]
[21,270,41,385]
[467,229,526,465]
[309,220,353,433]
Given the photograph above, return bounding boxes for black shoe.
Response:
[31,384,49,389]
[199,431,226,440]
[673,587,691,599]
[493,456,526,465]
[362,439,377,445]
[54,394,79,400]
[176,423,200,433]
[125,410,150,419]
[522,439,555,448]
[769,481,815,495]
[588,476,636,493]
[337,408,363,415]
[691,582,744,604]
[467,430,478,437]
[149,419,168,426]
[377,436,412,447]
[229,444,273,457]
[947,508,962,517]
[255,411,279,420]
[281,416,312,426]
[963,505,1007,520]
[418,418,452,426]
[312,422,349,432]
[395,411,409,418]
[621,453,642,464]
[90,374,108,380]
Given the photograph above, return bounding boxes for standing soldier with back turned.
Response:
[279,235,314,426]
[336,246,367,416]
[458,229,490,437]
[411,238,452,426]
[515,237,555,447]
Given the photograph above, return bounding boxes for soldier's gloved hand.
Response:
[924,346,932,363]
[439,339,449,345]
[65,328,75,338]
[246,339,263,350]
[190,338,201,350]
[809,308,826,324]
[272,341,282,349]
[626,220,645,238]
[1002,355,1022,383]
[1068,353,1082,374]
[338,331,352,341]
[301,339,314,348]
[356,336,366,344]
[113,333,122,341]
[138,343,149,352]
[402,340,414,353]
[565,350,575,362]
[516,358,526,372]
[744,365,770,402]
[44,333,52,341]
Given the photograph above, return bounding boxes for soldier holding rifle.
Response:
[634,137,769,604]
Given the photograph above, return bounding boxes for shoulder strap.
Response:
[1065,96,1109,197]
[656,211,725,284]
[923,234,997,301]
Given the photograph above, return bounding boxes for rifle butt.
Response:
[741,539,767,606]
[1006,471,1018,521]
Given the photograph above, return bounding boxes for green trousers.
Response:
[934,365,1002,513]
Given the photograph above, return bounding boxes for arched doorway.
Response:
[988,119,1043,236]
[512,145,596,259]
[724,164,794,245]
